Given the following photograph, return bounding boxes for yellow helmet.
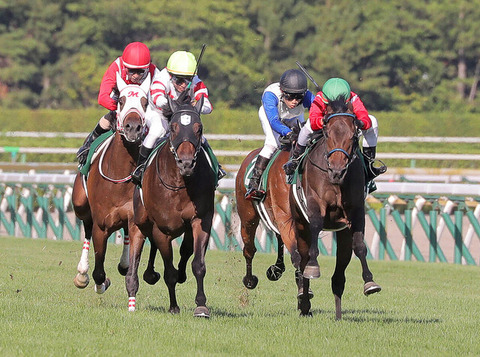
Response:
[166,51,197,76]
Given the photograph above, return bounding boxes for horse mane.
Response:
[327,95,350,113]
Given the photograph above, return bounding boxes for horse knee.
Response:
[191,259,206,279]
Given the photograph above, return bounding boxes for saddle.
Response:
[79,131,115,176]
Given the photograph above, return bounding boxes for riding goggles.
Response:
[171,75,193,86]
[283,92,305,101]
[127,68,148,76]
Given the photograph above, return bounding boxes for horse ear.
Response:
[140,72,151,94]
[168,95,178,114]
[116,72,127,92]
[346,101,353,112]
[194,95,204,114]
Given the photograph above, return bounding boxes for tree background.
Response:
[0,0,479,112]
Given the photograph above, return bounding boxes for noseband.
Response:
[322,112,359,168]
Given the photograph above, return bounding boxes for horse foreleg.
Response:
[191,220,210,318]
[178,228,193,284]
[91,226,111,294]
[352,231,382,296]
[142,237,161,285]
[156,231,180,314]
[125,228,146,312]
[331,229,353,320]
[266,234,285,281]
[74,219,93,289]
[303,220,321,279]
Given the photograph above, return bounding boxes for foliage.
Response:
[0,0,479,111]
[1,237,479,355]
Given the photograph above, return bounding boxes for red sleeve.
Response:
[350,92,372,130]
[97,61,120,111]
[309,93,327,131]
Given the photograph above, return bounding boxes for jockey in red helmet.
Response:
[76,42,156,167]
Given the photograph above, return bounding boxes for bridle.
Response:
[169,108,203,168]
[322,112,359,169]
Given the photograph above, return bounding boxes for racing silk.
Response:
[309,91,371,131]
[261,83,315,137]
[149,67,213,115]
[98,57,156,111]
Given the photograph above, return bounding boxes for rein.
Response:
[155,146,187,191]
[97,138,134,183]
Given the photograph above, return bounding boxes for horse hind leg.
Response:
[266,234,285,281]
[117,234,129,276]
[331,229,354,320]
[74,220,92,289]
[142,238,161,285]
[352,231,382,295]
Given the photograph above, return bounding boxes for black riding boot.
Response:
[77,123,110,166]
[131,145,153,186]
[202,139,227,180]
[245,155,270,201]
[283,144,306,175]
[363,146,387,182]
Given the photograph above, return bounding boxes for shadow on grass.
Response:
[309,308,442,323]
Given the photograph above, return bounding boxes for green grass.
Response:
[1,236,479,356]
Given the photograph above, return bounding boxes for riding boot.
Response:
[245,155,270,200]
[283,144,306,175]
[363,146,387,182]
[202,139,227,180]
[77,123,110,166]
[131,145,153,186]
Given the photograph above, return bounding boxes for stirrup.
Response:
[131,164,145,186]
[245,187,265,201]
[218,167,227,180]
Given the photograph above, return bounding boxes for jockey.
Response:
[244,69,315,201]
[283,77,387,181]
[131,50,225,185]
[76,42,156,167]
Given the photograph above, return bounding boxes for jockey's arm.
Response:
[262,91,291,136]
[350,92,372,130]
[98,61,119,111]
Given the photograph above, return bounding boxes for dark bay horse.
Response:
[294,98,381,319]
[235,148,309,298]
[127,97,216,317]
[72,73,160,293]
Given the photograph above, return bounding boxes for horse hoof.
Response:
[73,273,89,289]
[297,287,314,300]
[169,306,180,314]
[364,281,382,296]
[143,271,161,285]
[117,264,128,276]
[303,265,320,279]
[194,306,210,318]
[94,278,111,294]
[299,311,313,317]
[266,264,285,281]
[243,275,258,289]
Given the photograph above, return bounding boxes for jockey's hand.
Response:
[161,104,173,119]
[279,131,297,145]
[355,119,365,129]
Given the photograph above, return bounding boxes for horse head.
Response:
[322,97,359,184]
[168,95,204,177]
[115,72,150,143]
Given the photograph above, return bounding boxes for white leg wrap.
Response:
[76,239,90,274]
[128,297,136,312]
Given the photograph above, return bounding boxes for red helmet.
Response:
[122,42,151,69]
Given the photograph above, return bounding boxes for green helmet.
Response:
[320,78,351,103]
[166,51,197,76]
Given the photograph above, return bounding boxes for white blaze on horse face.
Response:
[180,114,192,126]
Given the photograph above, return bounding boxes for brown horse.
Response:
[235,148,309,298]
[72,73,160,294]
[294,98,381,319]
[127,97,216,317]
